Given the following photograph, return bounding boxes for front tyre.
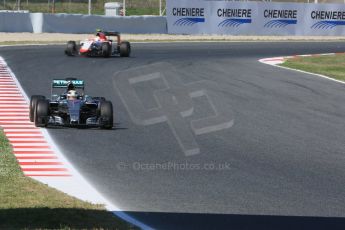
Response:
[30,95,45,122]
[99,101,113,129]
[65,41,77,56]
[35,99,49,127]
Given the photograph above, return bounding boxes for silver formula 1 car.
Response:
[29,78,113,129]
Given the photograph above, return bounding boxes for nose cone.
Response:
[70,120,79,125]
[67,100,81,124]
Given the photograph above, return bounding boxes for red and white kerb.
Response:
[0,58,70,177]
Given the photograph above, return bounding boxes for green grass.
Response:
[126,8,159,16]
[0,1,163,15]
[280,54,345,82]
[0,130,134,229]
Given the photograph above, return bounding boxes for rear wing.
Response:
[52,79,85,89]
[103,31,120,36]
[51,79,85,100]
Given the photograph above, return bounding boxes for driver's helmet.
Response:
[67,82,75,91]
[96,29,106,41]
[96,28,102,36]
[67,90,78,100]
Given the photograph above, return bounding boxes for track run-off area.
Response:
[1,42,345,229]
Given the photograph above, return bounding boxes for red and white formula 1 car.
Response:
[65,30,131,58]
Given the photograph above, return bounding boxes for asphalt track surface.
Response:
[1,42,345,229]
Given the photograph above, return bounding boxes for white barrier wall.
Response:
[41,14,167,34]
[0,12,167,34]
[167,0,345,35]
[0,12,33,32]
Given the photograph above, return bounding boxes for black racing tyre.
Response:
[35,99,49,127]
[30,95,45,122]
[119,41,131,57]
[101,42,111,58]
[65,41,77,56]
[100,101,113,129]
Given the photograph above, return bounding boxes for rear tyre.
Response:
[35,99,49,127]
[100,101,113,129]
[30,95,45,122]
[119,41,131,57]
[101,42,111,58]
[65,41,77,56]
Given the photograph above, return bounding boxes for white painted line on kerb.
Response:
[12,148,52,151]
[23,172,70,176]
[20,165,66,169]
[6,134,44,137]
[11,142,49,148]
[14,154,57,157]
[0,121,32,124]
[18,159,60,163]
[0,112,30,115]
[0,105,28,107]
[0,101,27,104]
[0,116,29,121]
[0,56,153,230]
[0,108,29,111]
[10,137,46,140]
[4,128,40,131]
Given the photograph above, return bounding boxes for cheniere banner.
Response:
[167,0,345,35]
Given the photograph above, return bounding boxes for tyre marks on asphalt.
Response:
[0,57,71,177]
